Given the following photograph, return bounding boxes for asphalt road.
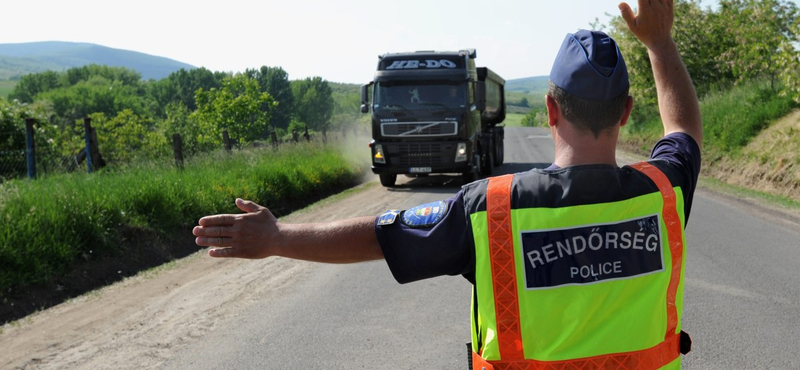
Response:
[160,126,800,369]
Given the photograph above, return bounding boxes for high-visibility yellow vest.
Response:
[465,162,687,370]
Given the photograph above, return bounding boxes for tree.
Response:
[157,102,215,155]
[609,0,723,122]
[717,0,799,91]
[92,110,168,164]
[8,71,61,103]
[607,0,800,123]
[63,65,142,88]
[292,77,334,132]
[192,74,276,147]
[245,66,294,130]
[330,82,365,134]
[37,76,150,126]
[150,68,228,115]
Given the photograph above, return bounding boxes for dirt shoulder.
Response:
[0,182,384,370]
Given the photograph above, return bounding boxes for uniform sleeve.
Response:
[374,191,474,284]
[650,132,702,222]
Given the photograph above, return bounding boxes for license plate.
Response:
[409,167,432,173]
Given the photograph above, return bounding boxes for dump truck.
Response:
[360,49,506,187]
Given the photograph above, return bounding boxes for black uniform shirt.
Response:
[374,132,701,284]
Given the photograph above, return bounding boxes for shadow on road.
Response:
[384,162,552,192]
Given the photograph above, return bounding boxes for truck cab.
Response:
[361,49,505,187]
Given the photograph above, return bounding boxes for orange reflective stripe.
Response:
[630,161,684,338]
[473,333,680,370]
[486,174,523,360]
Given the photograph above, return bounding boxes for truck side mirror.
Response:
[360,83,372,113]
[475,81,486,112]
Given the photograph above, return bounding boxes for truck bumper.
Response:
[369,140,475,175]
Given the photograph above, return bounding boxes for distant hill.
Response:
[0,41,195,81]
[506,76,549,94]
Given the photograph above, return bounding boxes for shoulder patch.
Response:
[401,200,448,228]
[377,210,400,226]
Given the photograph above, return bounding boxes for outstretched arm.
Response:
[619,0,703,148]
[193,198,383,263]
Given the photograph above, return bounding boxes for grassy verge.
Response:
[620,79,799,207]
[0,141,366,298]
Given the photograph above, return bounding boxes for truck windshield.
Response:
[375,81,466,111]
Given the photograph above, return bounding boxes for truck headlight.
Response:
[374,144,386,164]
[455,143,467,162]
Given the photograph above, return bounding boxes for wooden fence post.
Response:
[222,130,232,152]
[172,133,184,170]
[25,118,36,179]
[84,117,93,173]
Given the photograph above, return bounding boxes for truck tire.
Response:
[480,148,494,177]
[494,139,504,167]
[379,174,396,187]
[462,154,481,184]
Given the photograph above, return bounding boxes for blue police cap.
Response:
[549,30,629,101]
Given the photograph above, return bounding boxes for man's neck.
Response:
[552,128,619,168]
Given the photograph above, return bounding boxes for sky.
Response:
[0,0,742,84]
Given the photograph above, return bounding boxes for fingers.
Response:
[236,198,263,213]
[208,247,240,258]
[194,198,275,259]
[198,214,236,227]
[618,2,635,29]
[193,222,235,247]
[618,0,674,50]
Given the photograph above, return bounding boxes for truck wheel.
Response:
[480,149,494,177]
[379,174,396,187]
[462,154,480,184]
[494,140,504,167]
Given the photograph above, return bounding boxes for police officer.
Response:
[194,1,700,369]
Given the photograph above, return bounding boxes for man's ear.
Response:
[619,95,634,128]
[545,95,559,127]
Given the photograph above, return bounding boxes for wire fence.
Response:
[0,148,26,181]
[1,117,356,184]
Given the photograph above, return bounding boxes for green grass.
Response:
[0,142,365,295]
[701,80,795,155]
[504,112,527,127]
[0,80,17,98]
[621,79,798,156]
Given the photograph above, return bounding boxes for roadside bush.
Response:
[0,143,364,296]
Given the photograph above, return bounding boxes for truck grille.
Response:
[381,122,457,137]
[388,143,447,167]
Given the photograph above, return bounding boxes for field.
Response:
[0,80,16,98]
[504,112,527,127]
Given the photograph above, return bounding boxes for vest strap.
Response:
[630,161,684,339]
[486,174,523,360]
[472,332,680,370]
